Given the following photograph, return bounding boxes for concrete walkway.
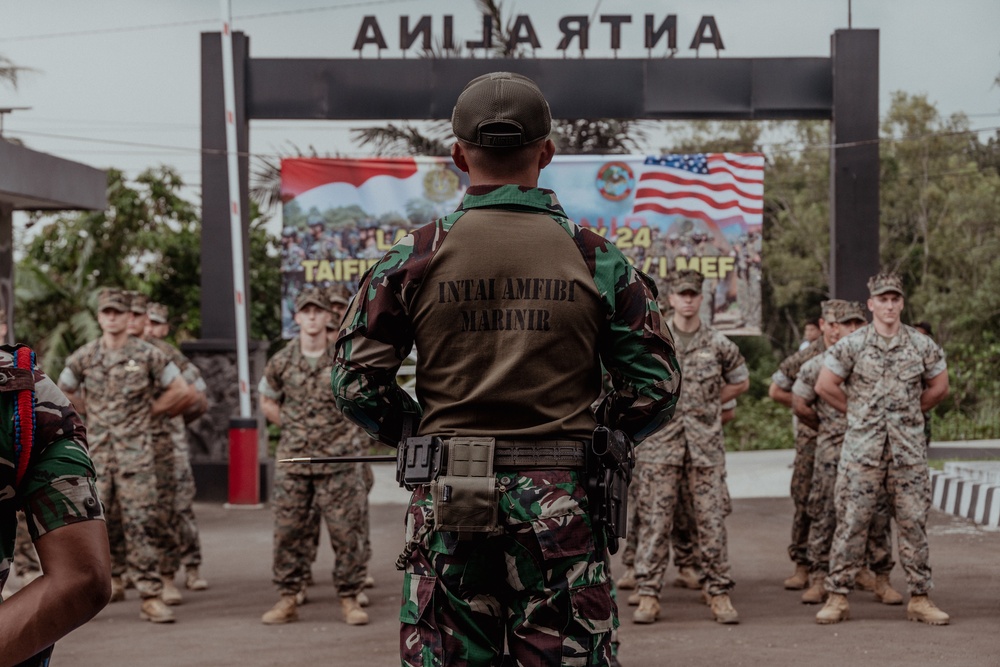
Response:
[36,448,1000,667]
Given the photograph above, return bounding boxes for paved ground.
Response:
[30,457,1000,666]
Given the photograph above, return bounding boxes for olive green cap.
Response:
[452,72,551,148]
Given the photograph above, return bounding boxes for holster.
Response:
[587,426,635,554]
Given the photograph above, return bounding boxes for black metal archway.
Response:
[191,29,878,474]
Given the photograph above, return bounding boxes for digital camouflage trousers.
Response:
[271,467,367,598]
[826,445,933,595]
[633,460,733,598]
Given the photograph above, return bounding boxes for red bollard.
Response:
[228,417,260,505]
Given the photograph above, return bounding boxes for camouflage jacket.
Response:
[59,336,181,470]
[1,347,103,597]
[824,324,946,466]
[637,320,748,466]
[792,354,847,450]
[773,337,825,439]
[771,337,826,392]
[260,338,364,475]
[333,184,680,446]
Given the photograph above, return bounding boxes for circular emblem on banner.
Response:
[424,165,460,203]
[595,161,635,201]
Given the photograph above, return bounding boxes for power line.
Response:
[0,0,422,42]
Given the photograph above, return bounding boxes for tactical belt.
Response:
[488,439,587,470]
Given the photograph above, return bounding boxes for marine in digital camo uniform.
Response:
[259,286,369,627]
[631,270,749,625]
[333,71,680,667]
[0,344,111,665]
[791,301,900,606]
[144,301,211,600]
[769,301,834,590]
[58,287,188,624]
[814,272,951,626]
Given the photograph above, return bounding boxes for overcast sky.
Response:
[2,0,998,218]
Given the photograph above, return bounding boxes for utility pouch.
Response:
[431,437,499,534]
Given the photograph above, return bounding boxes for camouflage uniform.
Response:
[823,324,947,595]
[634,319,748,599]
[334,184,680,666]
[59,335,180,599]
[1,346,104,598]
[147,337,206,576]
[260,339,367,599]
[772,337,826,566]
[793,353,893,578]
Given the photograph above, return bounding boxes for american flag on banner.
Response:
[631,153,764,229]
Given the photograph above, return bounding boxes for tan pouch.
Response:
[431,437,499,534]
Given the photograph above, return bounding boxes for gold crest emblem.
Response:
[423,165,460,203]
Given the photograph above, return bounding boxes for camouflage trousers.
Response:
[621,471,699,572]
[272,467,367,597]
[301,462,373,580]
[160,448,203,574]
[400,470,614,667]
[806,439,894,577]
[788,426,817,565]
[95,450,163,598]
[634,460,733,597]
[152,433,177,570]
[826,445,933,596]
[13,511,41,577]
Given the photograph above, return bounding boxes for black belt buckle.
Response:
[398,435,445,487]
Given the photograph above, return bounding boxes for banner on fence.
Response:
[280,154,763,337]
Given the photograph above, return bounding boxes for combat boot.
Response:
[295,588,308,605]
[139,597,176,623]
[907,595,949,625]
[873,573,903,605]
[262,595,298,625]
[801,574,828,605]
[110,576,126,603]
[185,566,208,591]
[673,566,702,590]
[815,593,850,624]
[364,574,376,588]
[616,566,637,590]
[783,564,810,590]
[627,591,640,606]
[710,594,739,624]
[632,595,660,624]
[160,576,183,606]
[855,567,876,592]
[357,591,370,607]
[341,595,370,625]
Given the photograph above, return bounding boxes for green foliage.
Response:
[16,167,283,376]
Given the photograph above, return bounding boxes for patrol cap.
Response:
[147,302,169,324]
[838,301,868,324]
[97,288,129,313]
[670,270,704,295]
[295,286,331,313]
[451,72,552,148]
[867,271,905,297]
[128,292,148,315]
[820,299,846,322]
